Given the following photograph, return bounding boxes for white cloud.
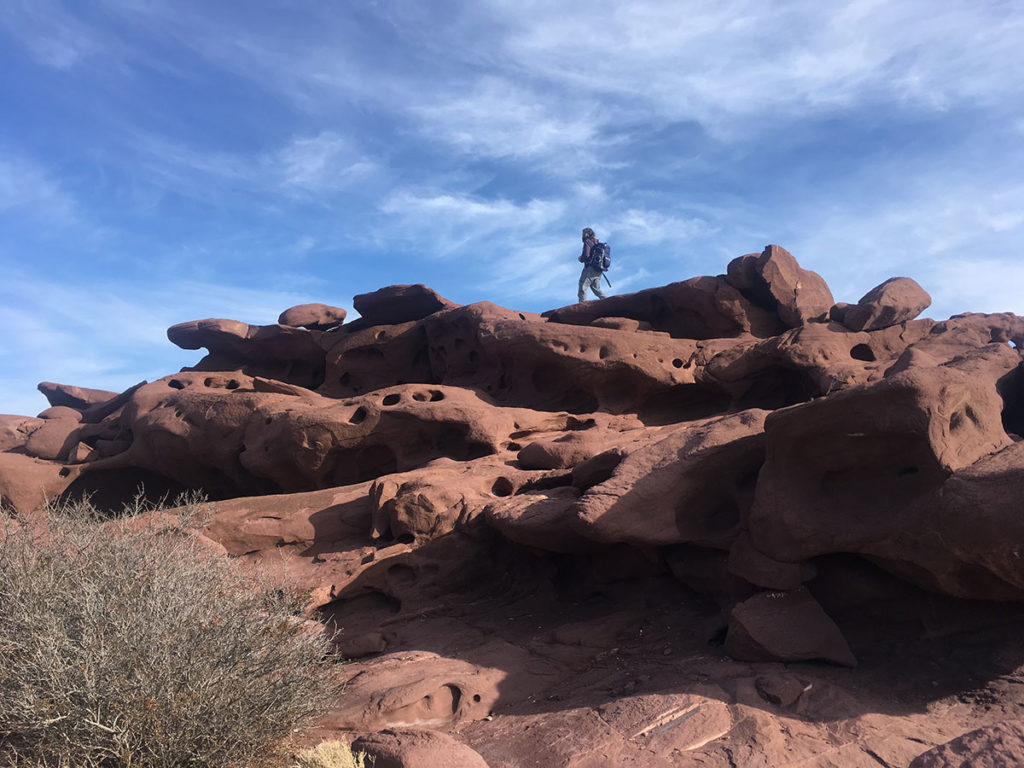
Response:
[379,191,566,254]
[408,76,599,162]
[0,154,76,221]
[277,132,377,193]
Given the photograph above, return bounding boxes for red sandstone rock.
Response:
[755,244,835,327]
[841,276,932,332]
[167,318,326,388]
[574,410,768,547]
[37,381,119,410]
[0,414,42,453]
[6,247,1024,767]
[352,729,491,768]
[0,453,79,515]
[725,587,857,666]
[725,245,834,328]
[23,407,82,461]
[909,720,1024,768]
[278,302,347,330]
[543,274,784,339]
[746,360,1014,566]
[351,284,458,328]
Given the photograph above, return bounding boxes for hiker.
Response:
[577,227,608,302]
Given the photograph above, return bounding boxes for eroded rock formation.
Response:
[4,247,1024,767]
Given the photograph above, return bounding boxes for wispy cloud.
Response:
[0,0,107,70]
[379,191,566,254]
[277,132,378,194]
[0,153,77,221]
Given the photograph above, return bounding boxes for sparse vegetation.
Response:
[0,495,342,768]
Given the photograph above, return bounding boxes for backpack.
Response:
[588,241,611,271]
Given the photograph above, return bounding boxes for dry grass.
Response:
[0,495,342,768]
[291,740,370,768]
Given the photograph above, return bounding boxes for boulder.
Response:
[351,284,458,327]
[278,302,347,330]
[725,587,857,666]
[725,245,834,328]
[746,359,1014,565]
[352,729,490,768]
[841,277,932,332]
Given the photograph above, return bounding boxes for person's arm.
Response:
[579,240,591,263]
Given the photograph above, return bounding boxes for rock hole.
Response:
[204,377,214,387]
[492,477,515,497]
[445,684,463,713]
[850,343,876,362]
[168,379,185,390]
[430,390,444,402]
[506,441,522,451]
[519,313,526,320]
[473,694,482,703]
[264,417,272,425]
[898,466,919,477]
[375,330,387,340]
[387,563,417,587]
[708,625,728,646]
[349,406,368,424]
[469,350,480,364]
[339,372,351,386]
[396,533,415,545]
[672,358,683,368]
[59,467,71,477]
[382,393,401,406]
[599,346,612,360]
[226,379,239,390]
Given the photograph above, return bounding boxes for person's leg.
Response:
[578,269,588,302]
[590,275,606,299]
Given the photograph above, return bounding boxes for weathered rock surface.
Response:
[5,245,1024,766]
[909,720,1024,767]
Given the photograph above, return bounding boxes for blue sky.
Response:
[2,0,1024,416]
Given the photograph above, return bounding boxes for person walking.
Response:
[577,227,607,302]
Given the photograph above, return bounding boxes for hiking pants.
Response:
[578,265,606,302]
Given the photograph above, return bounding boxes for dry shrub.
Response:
[292,740,369,768]
[0,496,342,767]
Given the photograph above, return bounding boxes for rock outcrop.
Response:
[5,245,1024,767]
